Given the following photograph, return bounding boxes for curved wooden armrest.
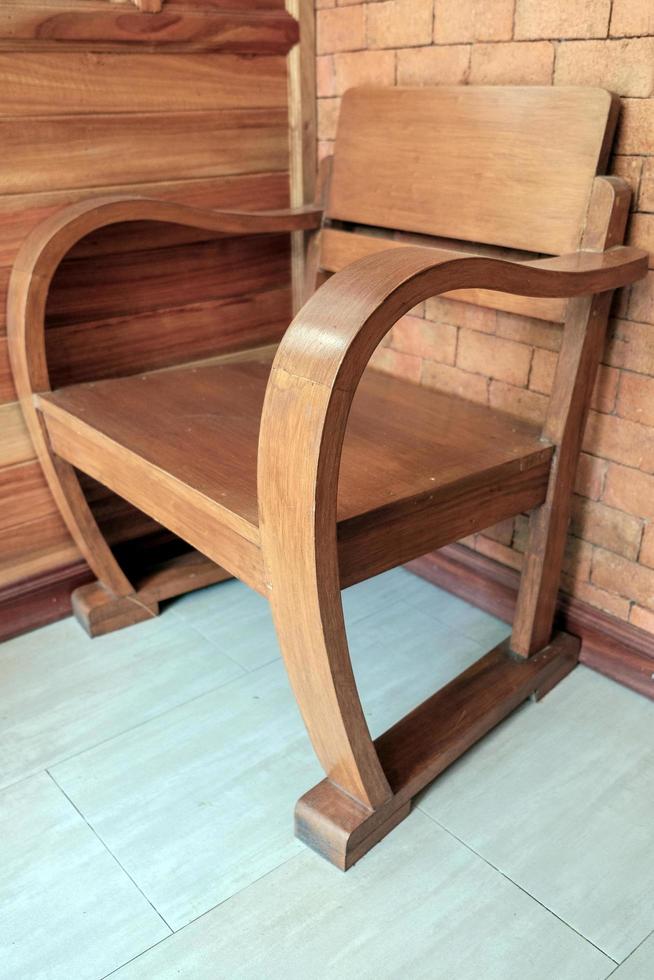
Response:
[270,243,647,392]
[10,194,323,281]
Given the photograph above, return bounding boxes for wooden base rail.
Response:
[407,544,654,702]
[297,632,579,869]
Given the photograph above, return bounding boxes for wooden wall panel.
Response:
[0,0,297,596]
[0,53,287,115]
[0,109,288,194]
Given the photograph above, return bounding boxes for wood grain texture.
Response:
[320,227,569,323]
[512,177,633,655]
[0,2,299,54]
[329,86,619,254]
[0,172,290,269]
[407,544,654,702]
[0,109,289,194]
[0,53,287,116]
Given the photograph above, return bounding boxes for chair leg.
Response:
[268,562,412,869]
[39,428,158,637]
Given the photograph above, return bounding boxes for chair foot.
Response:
[295,632,580,869]
[72,582,159,638]
[295,779,411,871]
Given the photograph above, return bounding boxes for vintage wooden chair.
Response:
[8,87,647,869]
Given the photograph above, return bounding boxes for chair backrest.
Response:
[318,86,619,322]
[327,86,618,255]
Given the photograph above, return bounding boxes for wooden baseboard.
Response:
[4,536,653,703]
[0,532,195,644]
[407,545,654,701]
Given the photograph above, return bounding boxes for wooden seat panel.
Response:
[38,349,553,588]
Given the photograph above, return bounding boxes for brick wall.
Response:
[316,0,654,634]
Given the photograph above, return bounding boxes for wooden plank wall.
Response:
[0,0,298,591]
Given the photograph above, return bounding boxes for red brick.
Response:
[629,603,654,633]
[317,5,365,54]
[555,38,654,98]
[367,0,434,49]
[529,347,557,393]
[592,548,654,608]
[641,524,654,568]
[571,580,631,619]
[457,330,532,386]
[584,411,654,473]
[591,365,620,414]
[473,535,523,571]
[515,0,610,39]
[575,452,607,500]
[616,99,654,154]
[610,0,654,37]
[603,463,654,521]
[561,536,594,590]
[605,318,654,375]
[316,55,336,97]
[638,158,654,212]
[333,49,395,93]
[316,0,335,7]
[318,139,334,163]
[480,517,515,546]
[488,381,548,425]
[369,345,422,383]
[390,315,457,365]
[425,297,497,334]
[469,42,555,85]
[496,311,562,351]
[421,361,489,405]
[317,97,340,140]
[397,45,470,86]
[611,155,644,199]
[628,272,654,324]
[570,495,643,560]
[628,213,654,265]
[616,371,654,428]
[434,0,514,43]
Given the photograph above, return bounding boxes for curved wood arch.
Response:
[7,194,323,602]
[258,234,646,814]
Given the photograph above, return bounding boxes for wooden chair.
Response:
[8,86,647,869]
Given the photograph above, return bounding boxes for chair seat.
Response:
[38,348,553,592]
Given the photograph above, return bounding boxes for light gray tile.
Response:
[611,931,654,979]
[402,572,511,647]
[111,810,614,980]
[168,568,432,672]
[51,660,321,931]
[51,602,484,931]
[0,614,243,789]
[167,578,278,671]
[0,772,168,980]
[418,666,654,962]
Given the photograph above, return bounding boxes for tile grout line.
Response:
[45,769,174,937]
[417,805,619,967]
[605,926,654,977]
[98,850,305,980]
[0,650,260,796]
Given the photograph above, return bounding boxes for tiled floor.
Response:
[0,568,652,980]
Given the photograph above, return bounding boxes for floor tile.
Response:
[168,568,427,673]
[0,614,243,790]
[111,810,614,980]
[0,772,168,980]
[51,599,484,931]
[611,931,654,979]
[402,571,511,647]
[51,660,321,931]
[418,666,654,962]
[167,578,278,671]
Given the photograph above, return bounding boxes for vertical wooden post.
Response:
[286,0,317,313]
